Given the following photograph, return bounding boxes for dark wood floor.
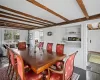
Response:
[74,67,86,80]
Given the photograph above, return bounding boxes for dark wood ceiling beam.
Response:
[0,23,5,26]
[7,23,34,29]
[0,13,48,26]
[46,14,100,27]
[1,22,30,28]
[0,14,44,27]
[0,5,55,24]
[6,23,22,28]
[6,23,25,28]
[0,26,28,30]
[27,0,69,22]
[0,11,51,26]
[0,22,33,30]
[0,19,38,29]
[0,19,35,27]
[76,0,89,19]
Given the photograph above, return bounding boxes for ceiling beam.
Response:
[27,0,69,22]
[0,22,31,29]
[0,5,55,24]
[0,26,29,30]
[0,19,38,29]
[46,14,100,27]
[0,14,44,27]
[0,11,51,26]
[0,22,33,30]
[0,11,49,26]
[76,0,89,19]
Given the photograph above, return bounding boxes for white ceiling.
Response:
[0,0,100,23]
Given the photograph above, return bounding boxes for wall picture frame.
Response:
[47,31,52,36]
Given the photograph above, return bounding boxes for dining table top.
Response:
[11,48,66,74]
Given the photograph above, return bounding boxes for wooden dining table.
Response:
[11,48,66,74]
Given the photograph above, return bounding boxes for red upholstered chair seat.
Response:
[50,73,63,80]
[55,60,64,70]
[25,70,43,80]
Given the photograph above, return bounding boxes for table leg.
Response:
[48,69,50,80]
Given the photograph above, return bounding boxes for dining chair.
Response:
[18,42,26,50]
[55,44,64,70]
[8,48,30,80]
[49,51,78,80]
[6,47,12,77]
[9,49,17,80]
[47,43,53,54]
[39,42,44,49]
[16,54,43,80]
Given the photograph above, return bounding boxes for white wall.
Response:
[19,30,28,42]
[41,25,84,69]
[0,27,28,56]
[30,19,100,70]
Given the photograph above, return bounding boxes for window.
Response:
[4,29,20,43]
[39,30,44,41]
[34,30,44,42]
[4,30,12,41]
[13,30,20,42]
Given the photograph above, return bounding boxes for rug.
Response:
[72,73,80,80]
[0,57,9,68]
[0,67,9,80]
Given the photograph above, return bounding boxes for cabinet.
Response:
[62,25,81,48]
[87,22,100,80]
[88,30,100,52]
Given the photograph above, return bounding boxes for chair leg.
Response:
[68,78,71,80]
[11,68,14,80]
[45,76,49,80]
[7,63,11,75]
[15,70,18,80]
[47,69,50,80]
[7,63,10,73]
[8,64,12,77]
